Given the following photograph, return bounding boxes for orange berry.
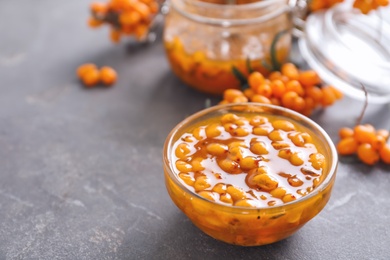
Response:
[90,2,107,14]
[110,29,122,43]
[243,88,255,99]
[223,89,244,102]
[270,80,286,98]
[376,129,389,140]
[232,96,249,103]
[270,97,281,106]
[292,96,306,112]
[77,63,97,79]
[379,144,390,164]
[119,12,141,25]
[88,17,103,28]
[370,135,387,151]
[354,124,376,144]
[337,137,358,155]
[298,70,321,87]
[339,127,354,139]
[281,91,298,109]
[100,66,117,86]
[357,143,380,165]
[329,86,343,99]
[82,69,100,87]
[281,63,299,80]
[268,71,282,81]
[285,80,305,96]
[256,83,272,98]
[321,86,337,106]
[306,86,323,104]
[251,95,271,104]
[248,72,265,91]
[304,97,315,110]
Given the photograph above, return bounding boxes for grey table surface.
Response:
[1,1,390,259]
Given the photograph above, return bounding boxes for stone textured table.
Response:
[0,1,389,259]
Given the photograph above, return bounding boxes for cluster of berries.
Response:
[337,125,390,165]
[88,0,160,42]
[77,63,117,87]
[220,63,343,116]
[310,0,389,14]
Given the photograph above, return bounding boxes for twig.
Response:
[356,83,368,126]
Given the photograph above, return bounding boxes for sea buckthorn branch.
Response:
[336,84,390,165]
[88,0,161,43]
[224,62,343,116]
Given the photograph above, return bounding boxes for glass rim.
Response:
[163,103,338,212]
[169,0,291,27]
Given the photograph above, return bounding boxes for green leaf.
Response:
[246,57,254,74]
[231,66,248,90]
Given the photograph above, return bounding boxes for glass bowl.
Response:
[163,103,338,246]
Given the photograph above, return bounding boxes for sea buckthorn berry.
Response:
[272,142,290,150]
[176,160,192,173]
[282,194,296,203]
[90,2,107,14]
[370,135,386,151]
[376,129,389,140]
[250,115,268,126]
[175,143,191,159]
[251,174,278,191]
[77,63,97,79]
[269,71,282,81]
[357,143,380,165]
[285,80,305,97]
[240,156,259,171]
[224,123,237,134]
[248,71,265,90]
[234,199,254,207]
[194,176,211,192]
[251,95,271,104]
[232,127,250,137]
[281,63,299,80]
[281,91,299,109]
[256,83,272,98]
[289,132,305,147]
[88,17,103,28]
[268,130,284,142]
[212,183,227,194]
[321,86,337,106]
[289,152,304,166]
[309,153,325,170]
[330,86,343,99]
[100,66,117,86]
[337,137,358,155]
[192,127,205,140]
[253,126,270,136]
[270,98,281,106]
[228,146,244,162]
[339,127,354,139]
[227,185,247,201]
[270,187,286,198]
[224,89,245,102]
[278,149,293,160]
[233,96,249,103]
[206,143,228,157]
[218,159,242,174]
[270,79,286,98]
[221,113,239,124]
[228,141,246,149]
[110,29,121,43]
[191,157,205,172]
[243,88,255,99]
[379,144,390,164]
[354,124,376,144]
[198,191,216,201]
[288,176,304,187]
[250,141,269,155]
[82,68,100,87]
[298,70,321,87]
[219,193,234,204]
[291,96,306,112]
[205,123,222,138]
[178,173,195,186]
[306,86,323,103]
[272,120,295,132]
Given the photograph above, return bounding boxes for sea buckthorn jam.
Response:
[164,104,337,246]
[171,112,326,208]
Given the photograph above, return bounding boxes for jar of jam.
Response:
[163,0,292,95]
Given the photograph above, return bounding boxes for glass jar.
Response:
[163,0,292,95]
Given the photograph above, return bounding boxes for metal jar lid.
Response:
[297,3,390,104]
